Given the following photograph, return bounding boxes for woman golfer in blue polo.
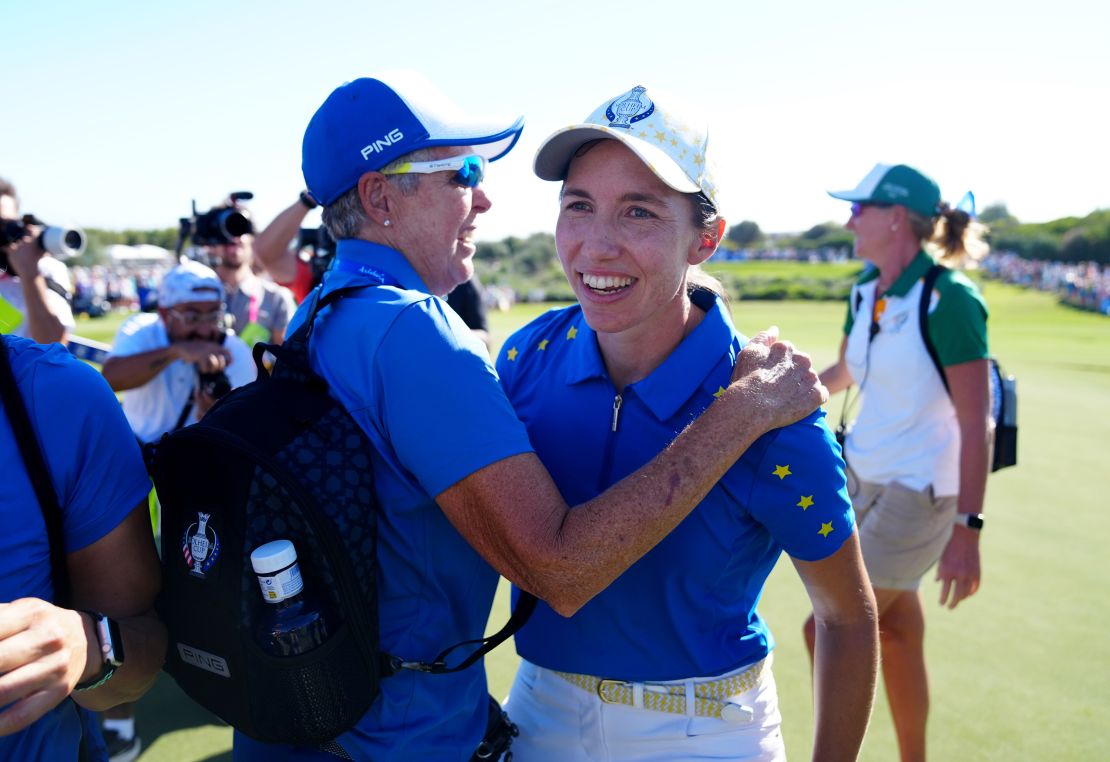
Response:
[496,86,880,762]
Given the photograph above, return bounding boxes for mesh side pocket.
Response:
[245,623,375,745]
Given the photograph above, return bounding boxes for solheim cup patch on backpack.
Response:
[183,511,221,578]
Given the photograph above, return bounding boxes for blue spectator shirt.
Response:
[0,337,152,761]
[233,240,533,762]
[495,293,854,681]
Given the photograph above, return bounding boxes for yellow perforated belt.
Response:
[553,658,767,722]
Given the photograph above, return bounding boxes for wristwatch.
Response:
[74,611,125,692]
[953,513,985,531]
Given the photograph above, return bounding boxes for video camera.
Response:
[0,214,86,271]
[297,225,336,289]
[176,192,254,255]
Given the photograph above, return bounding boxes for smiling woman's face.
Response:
[555,140,704,339]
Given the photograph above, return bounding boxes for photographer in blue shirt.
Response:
[496,86,879,762]
[233,73,829,761]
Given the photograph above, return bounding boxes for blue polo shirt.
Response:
[1,336,151,761]
[233,240,533,762]
[496,293,854,681]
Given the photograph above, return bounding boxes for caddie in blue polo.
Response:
[232,72,829,762]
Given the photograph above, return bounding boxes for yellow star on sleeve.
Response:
[796,495,814,511]
[654,130,667,144]
[566,326,578,340]
[818,522,834,538]
[537,339,550,351]
[772,465,791,480]
[507,346,519,361]
[714,386,726,398]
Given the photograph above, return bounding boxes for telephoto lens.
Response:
[0,217,86,259]
[38,225,86,259]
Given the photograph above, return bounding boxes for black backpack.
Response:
[920,264,1018,472]
[149,285,534,748]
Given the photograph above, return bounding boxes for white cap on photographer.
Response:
[158,260,223,307]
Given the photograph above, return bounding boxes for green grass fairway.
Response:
[80,283,1107,761]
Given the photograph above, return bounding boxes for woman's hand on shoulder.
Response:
[729,326,828,431]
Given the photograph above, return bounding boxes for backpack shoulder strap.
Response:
[919,263,950,395]
[384,592,538,675]
[259,283,370,378]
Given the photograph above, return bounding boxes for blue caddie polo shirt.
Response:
[233,240,534,762]
[496,292,855,681]
[1,337,151,761]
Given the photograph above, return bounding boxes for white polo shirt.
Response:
[843,252,988,496]
[110,312,256,443]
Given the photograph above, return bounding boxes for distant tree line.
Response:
[720,205,1110,264]
[979,204,1110,264]
[73,227,179,267]
[71,203,1109,284]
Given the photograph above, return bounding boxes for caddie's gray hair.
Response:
[321,148,440,240]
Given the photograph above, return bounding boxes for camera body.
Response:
[198,369,233,400]
[298,225,336,290]
[197,328,233,401]
[0,215,86,271]
[177,192,254,253]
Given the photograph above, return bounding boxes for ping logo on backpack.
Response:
[149,285,383,746]
[920,264,1018,473]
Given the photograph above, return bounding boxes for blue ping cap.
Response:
[302,72,525,206]
[827,163,942,219]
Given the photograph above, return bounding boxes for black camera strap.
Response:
[0,336,70,607]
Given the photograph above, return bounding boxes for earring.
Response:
[383,219,391,227]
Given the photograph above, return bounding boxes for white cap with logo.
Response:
[533,84,721,212]
[158,260,223,308]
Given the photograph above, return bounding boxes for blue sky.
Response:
[7,0,1107,241]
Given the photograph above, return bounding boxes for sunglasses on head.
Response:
[849,201,894,217]
[381,154,487,188]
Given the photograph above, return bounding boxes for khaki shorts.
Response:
[850,473,958,591]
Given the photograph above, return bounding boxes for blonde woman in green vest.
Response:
[807,164,991,762]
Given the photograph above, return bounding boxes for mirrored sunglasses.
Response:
[850,201,893,218]
[381,154,487,188]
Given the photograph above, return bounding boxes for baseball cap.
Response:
[158,260,223,308]
[533,85,721,212]
[302,72,525,206]
[828,163,941,218]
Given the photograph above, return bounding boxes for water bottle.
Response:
[251,539,331,657]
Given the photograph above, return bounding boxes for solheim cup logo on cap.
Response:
[183,511,220,578]
[606,86,654,129]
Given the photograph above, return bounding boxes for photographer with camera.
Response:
[101,260,256,444]
[0,177,81,344]
[190,194,298,347]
